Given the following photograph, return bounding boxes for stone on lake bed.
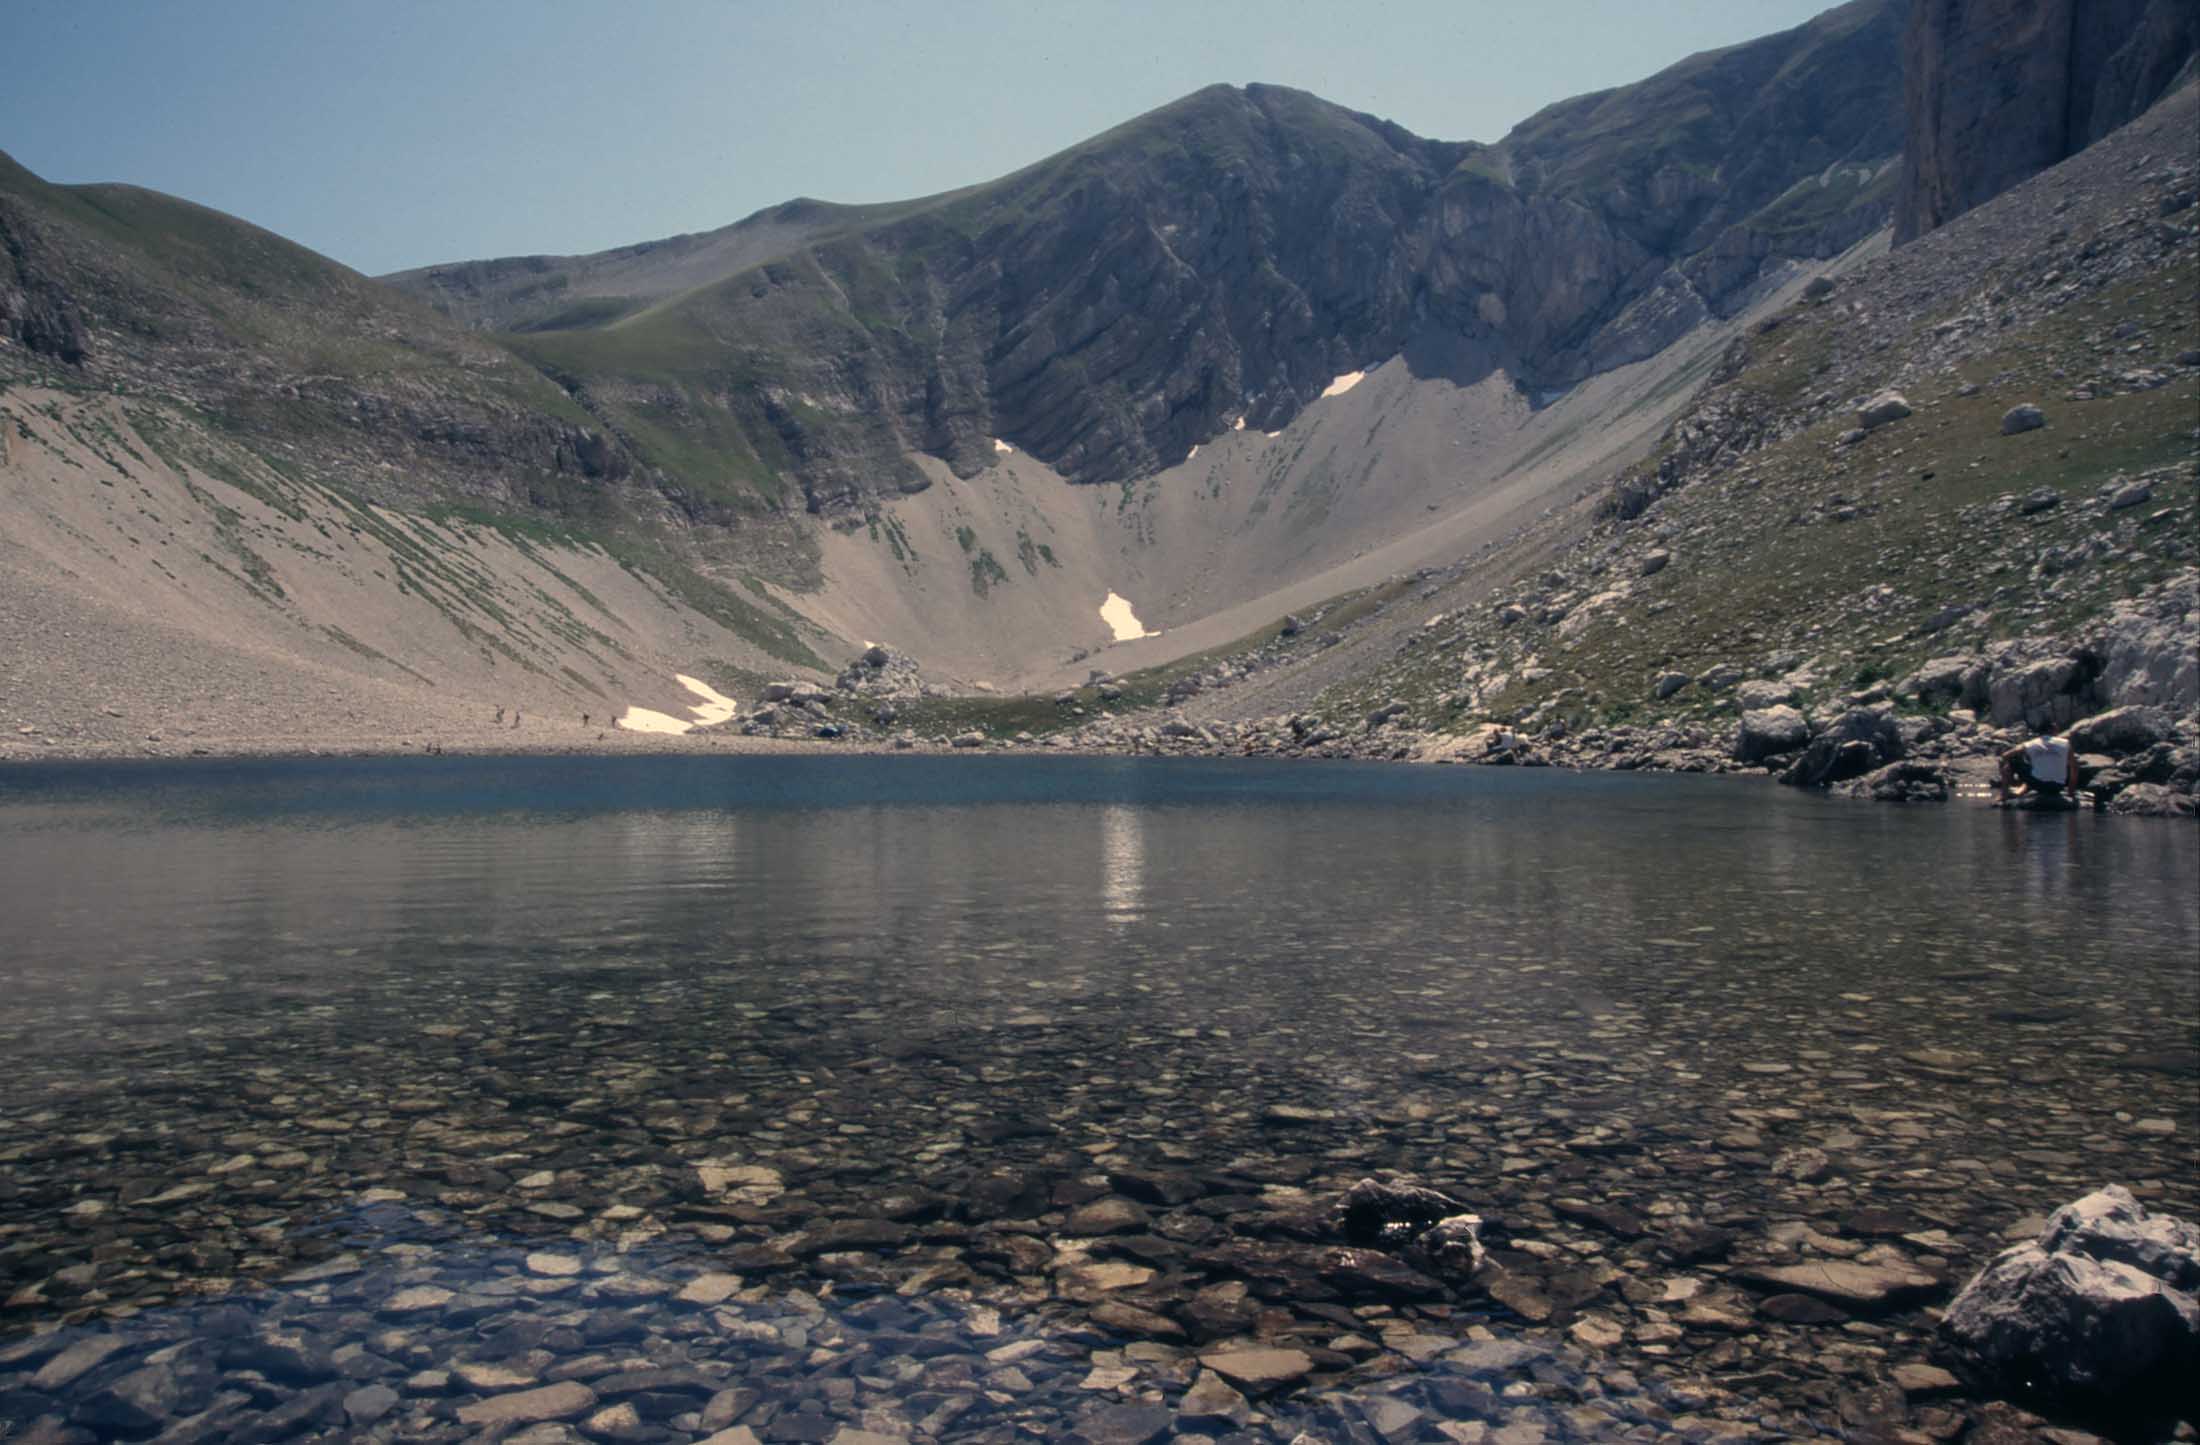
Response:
[1090,1299,1185,1339]
[1074,1402,1174,1445]
[380,1285,455,1314]
[1568,1314,1625,1349]
[1338,1176,1467,1243]
[344,1383,400,1425]
[455,1380,598,1426]
[455,1361,539,1390]
[1198,1346,1314,1393]
[675,1271,744,1305]
[1892,1362,1961,1397]
[695,1163,783,1195]
[1060,1260,1155,1292]
[1178,1369,1250,1423]
[1066,1197,1151,1234]
[1731,1259,1940,1312]
[31,1334,127,1390]
[525,1252,584,1277]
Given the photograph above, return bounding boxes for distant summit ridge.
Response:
[381,0,1907,511]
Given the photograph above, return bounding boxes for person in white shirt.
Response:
[1997,727,2075,799]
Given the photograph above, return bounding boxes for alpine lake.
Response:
[0,755,2193,1443]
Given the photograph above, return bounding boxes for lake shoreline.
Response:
[2,725,2171,820]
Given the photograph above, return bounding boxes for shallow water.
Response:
[1,756,2193,1440]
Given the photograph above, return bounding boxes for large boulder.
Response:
[1836,760,1952,803]
[1781,707,1903,787]
[1986,655,2084,729]
[1941,1186,2200,1419]
[1734,678,1796,709]
[1903,654,1987,710]
[1858,390,1914,429]
[1736,705,1811,763]
[2068,705,2174,755]
[2105,782,2199,818]
[2080,569,2199,711]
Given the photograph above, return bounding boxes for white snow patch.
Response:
[1100,592,1150,642]
[1185,445,1200,462]
[617,674,739,735]
[676,674,739,726]
[1320,369,1366,399]
[617,707,692,736]
[992,438,1015,454]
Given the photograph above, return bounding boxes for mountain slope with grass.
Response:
[12,0,2190,770]
[0,153,837,757]
[1008,82,2197,814]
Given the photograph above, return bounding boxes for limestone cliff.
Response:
[1894,0,2198,243]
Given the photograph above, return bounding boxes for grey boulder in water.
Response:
[1941,1185,2199,1417]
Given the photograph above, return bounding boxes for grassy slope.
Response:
[0,152,827,669]
[1312,241,2198,738]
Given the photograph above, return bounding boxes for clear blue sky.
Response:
[4,0,1835,277]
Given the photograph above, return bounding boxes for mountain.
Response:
[1039,79,2198,815]
[0,150,618,511]
[6,0,2191,768]
[1895,0,2198,242]
[385,1,1904,515]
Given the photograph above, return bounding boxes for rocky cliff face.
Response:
[393,1,1906,515]
[1895,0,2199,243]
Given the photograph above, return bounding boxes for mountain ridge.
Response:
[380,2,1906,513]
[11,0,2192,775]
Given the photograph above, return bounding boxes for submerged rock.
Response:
[1732,1259,1941,1314]
[1196,1347,1313,1395]
[1336,1177,1466,1245]
[1941,1186,2200,1418]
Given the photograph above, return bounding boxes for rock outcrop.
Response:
[1941,1185,2199,1421]
[1895,0,2199,242]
